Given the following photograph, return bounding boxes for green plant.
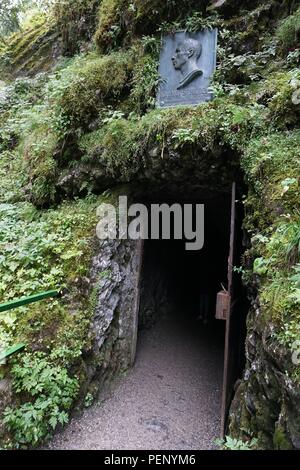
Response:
[140,35,161,57]
[130,52,161,113]
[84,392,94,408]
[102,109,126,124]
[94,0,125,51]
[185,11,219,32]
[216,435,258,450]
[56,50,134,127]
[233,266,245,275]
[0,0,28,36]
[54,0,99,55]
[277,318,300,348]
[0,197,99,379]
[3,352,79,447]
[253,257,269,276]
[171,127,199,148]
[159,12,219,35]
[1,0,300,450]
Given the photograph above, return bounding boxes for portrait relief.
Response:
[157,29,218,107]
[172,37,203,90]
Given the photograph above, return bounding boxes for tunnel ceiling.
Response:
[130,144,243,201]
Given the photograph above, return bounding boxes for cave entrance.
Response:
[135,183,248,439]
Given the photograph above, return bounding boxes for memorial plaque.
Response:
[157,29,218,108]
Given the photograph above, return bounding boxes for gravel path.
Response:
[46,316,224,450]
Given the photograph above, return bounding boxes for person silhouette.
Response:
[172,37,203,90]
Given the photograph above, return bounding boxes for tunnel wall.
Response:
[83,237,143,398]
[138,241,172,329]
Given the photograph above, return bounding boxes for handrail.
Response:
[0,290,61,361]
[0,343,26,362]
[0,290,60,314]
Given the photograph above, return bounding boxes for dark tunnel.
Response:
[136,191,248,431]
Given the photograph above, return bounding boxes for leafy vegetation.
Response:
[0,197,101,445]
[3,352,79,448]
[57,49,135,127]
[216,435,258,450]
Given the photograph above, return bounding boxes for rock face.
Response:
[57,141,241,204]
[83,237,143,396]
[229,300,300,450]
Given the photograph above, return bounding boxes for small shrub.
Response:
[171,128,199,148]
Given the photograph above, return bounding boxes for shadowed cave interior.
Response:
[136,192,248,426]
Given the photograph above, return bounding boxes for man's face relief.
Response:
[172,43,193,70]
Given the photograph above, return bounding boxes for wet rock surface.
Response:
[229,304,300,450]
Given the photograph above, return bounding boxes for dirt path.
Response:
[46,316,224,450]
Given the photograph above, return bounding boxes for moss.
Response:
[276,7,300,52]
[273,424,293,450]
[0,196,101,374]
[54,0,100,55]
[12,106,61,208]
[58,49,135,127]
[94,0,207,51]
[0,14,58,79]
[94,0,127,52]
[264,71,300,127]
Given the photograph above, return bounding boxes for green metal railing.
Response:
[0,290,60,313]
[0,290,60,361]
[0,343,26,362]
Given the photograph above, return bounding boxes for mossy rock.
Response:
[0,14,59,79]
[273,424,293,450]
[54,0,100,55]
[276,7,300,53]
[58,49,135,127]
[94,0,208,51]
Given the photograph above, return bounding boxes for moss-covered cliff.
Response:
[0,0,299,449]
